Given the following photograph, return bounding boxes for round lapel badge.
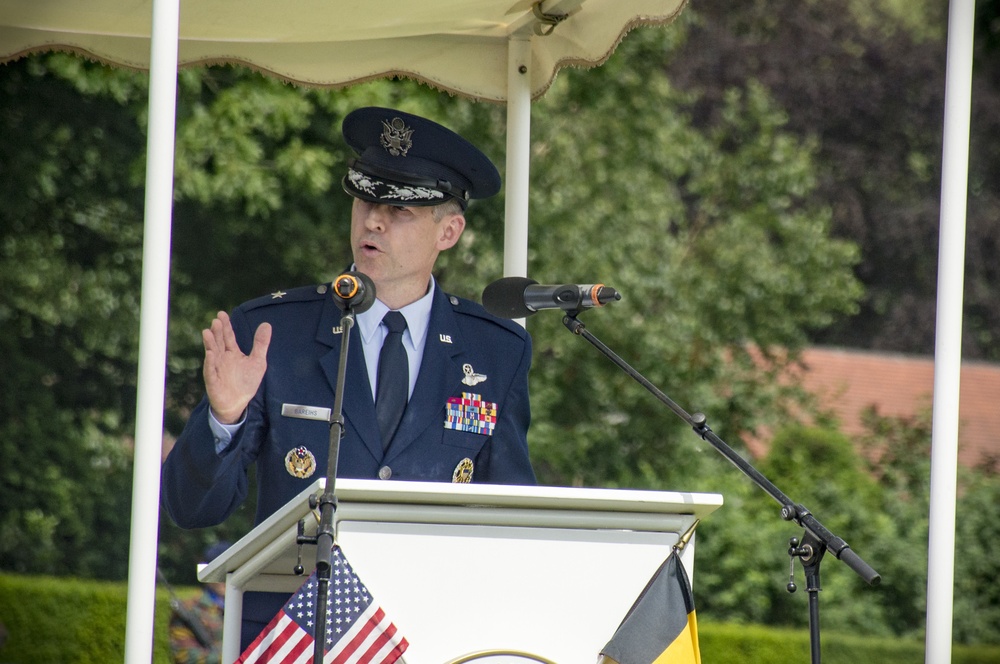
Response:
[284,446,317,479]
[452,458,474,483]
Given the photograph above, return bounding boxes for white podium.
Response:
[199,479,723,664]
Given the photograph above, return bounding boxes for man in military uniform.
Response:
[161,107,536,649]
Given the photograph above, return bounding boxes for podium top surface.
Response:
[200,478,723,582]
[327,477,722,513]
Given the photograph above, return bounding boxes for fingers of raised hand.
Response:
[250,322,272,361]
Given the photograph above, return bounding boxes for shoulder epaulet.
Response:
[446,291,528,338]
[241,283,330,312]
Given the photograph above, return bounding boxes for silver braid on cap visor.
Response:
[348,155,471,201]
[346,167,448,203]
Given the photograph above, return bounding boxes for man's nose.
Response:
[363,204,391,231]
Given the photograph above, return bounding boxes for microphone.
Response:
[332,271,376,313]
[482,276,621,319]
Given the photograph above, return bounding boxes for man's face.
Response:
[350,198,464,295]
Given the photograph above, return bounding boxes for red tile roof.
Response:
[781,347,999,469]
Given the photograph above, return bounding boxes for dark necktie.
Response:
[375,311,408,449]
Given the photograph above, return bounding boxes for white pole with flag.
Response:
[925,0,975,662]
[123,0,180,660]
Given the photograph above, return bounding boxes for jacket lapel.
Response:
[316,297,382,462]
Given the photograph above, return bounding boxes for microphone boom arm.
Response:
[560,312,881,587]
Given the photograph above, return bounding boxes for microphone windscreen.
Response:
[352,272,377,313]
[333,271,376,313]
[482,276,538,319]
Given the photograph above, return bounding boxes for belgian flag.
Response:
[598,548,701,664]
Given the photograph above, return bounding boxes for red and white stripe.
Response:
[327,605,408,664]
[237,612,314,664]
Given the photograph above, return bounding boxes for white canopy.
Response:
[1,0,685,101]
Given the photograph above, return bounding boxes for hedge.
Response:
[0,573,174,664]
[1,573,998,663]
[698,622,1000,663]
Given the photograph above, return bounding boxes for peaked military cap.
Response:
[341,106,501,210]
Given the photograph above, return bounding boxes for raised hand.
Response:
[201,311,272,424]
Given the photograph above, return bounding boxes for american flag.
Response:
[237,545,408,664]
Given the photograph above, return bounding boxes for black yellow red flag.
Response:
[599,548,701,664]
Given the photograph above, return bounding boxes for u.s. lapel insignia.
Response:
[452,458,474,483]
[332,325,344,335]
[461,363,487,386]
[284,446,317,479]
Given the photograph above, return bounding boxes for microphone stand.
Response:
[560,312,880,664]
[295,307,357,663]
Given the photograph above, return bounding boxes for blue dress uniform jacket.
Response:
[163,282,536,529]
[161,282,536,647]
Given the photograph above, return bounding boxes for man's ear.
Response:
[436,212,466,250]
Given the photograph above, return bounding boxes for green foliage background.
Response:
[1,0,1000,650]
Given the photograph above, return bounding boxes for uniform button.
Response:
[449,296,459,306]
[378,466,392,480]
[316,284,328,294]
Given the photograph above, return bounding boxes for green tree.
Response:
[695,425,893,635]
[952,468,1000,643]
[0,55,145,579]
[698,407,1000,645]
[664,0,1000,361]
[696,406,1000,645]
[858,405,1000,644]
[522,26,862,488]
[856,406,933,638]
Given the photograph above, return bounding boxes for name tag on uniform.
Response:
[281,403,332,422]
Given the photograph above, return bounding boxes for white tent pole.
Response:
[123,0,180,660]
[504,37,532,281]
[925,0,975,662]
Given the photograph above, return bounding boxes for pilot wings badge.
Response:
[461,363,487,386]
